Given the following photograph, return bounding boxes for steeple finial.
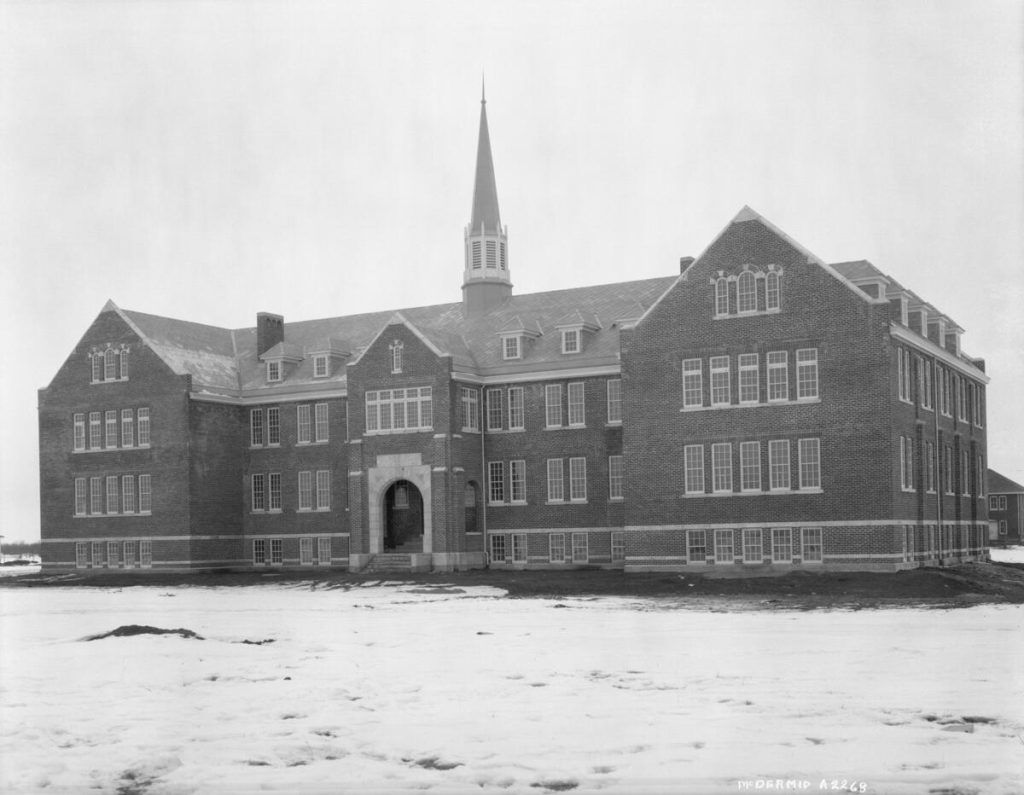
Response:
[481,73,486,104]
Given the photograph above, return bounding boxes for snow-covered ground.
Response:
[1,583,1022,794]
[991,545,1024,564]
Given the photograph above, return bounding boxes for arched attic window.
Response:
[104,349,117,381]
[714,277,729,316]
[737,271,756,313]
[766,271,781,310]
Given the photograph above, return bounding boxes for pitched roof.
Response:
[988,469,1024,494]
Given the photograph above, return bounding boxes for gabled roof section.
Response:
[346,312,450,368]
[989,469,1024,494]
[832,259,892,285]
[498,315,542,337]
[554,309,601,331]
[259,341,304,362]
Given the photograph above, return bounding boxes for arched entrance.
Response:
[384,480,424,552]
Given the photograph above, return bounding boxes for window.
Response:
[316,471,331,510]
[545,384,562,428]
[267,407,280,445]
[500,241,507,270]
[897,348,912,403]
[714,278,729,316]
[547,458,564,502]
[798,438,821,490]
[123,540,136,568]
[119,349,129,380]
[317,537,331,564]
[921,360,933,410]
[267,361,281,382]
[390,340,403,373]
[715,529,734,563]
[711,443,732,492]
[610,531,625,563]
[607,379,622,424]
[107,541,119,568]
[710,356,730,406]
[89,412,101,449]
[738,354,759,404]
[250,409,264,446]
[508,387,525,430]
[138,475,151,513]
[269,473,281,511]
[90,477,103,514]
[977,456,985,497]
[76,542,89,568]
[104,349,117,381]
[999,496,1007,511]
[73,414,85,451]
[769,440,790,490]
[105,410,117,448]
[899,436,914,492]
[252,474,266,511]
[91,354,102,383]
[121,475,135,513]
[511,533,527,562]
[74,478,87,515]
[298,471,313,511]
[796,349,819,399]
[684,445,704,494]
[682,359,703,409]
[137,408,150,446]
[999,520,1008,536]
[461,388,480,432]
[561,328,581,354]
[270,538,283,565]
[503,335,521,360]
[740,441,761,492]
[772,528,792,562]
[365,388,432,433]
[566,457,587,502]
[944,446,954,495]
[486,388,503,431]
[488,461,505,504]
[106,476,118,514]
[743,529,763,563]
[737,271,756,313]
[394,484,409,508]
[571,532,588,563]
[687,530,707,562]
[314,403,329,442]
[139,539,152,567]
[926,441,936,493]
[765,271,780,310]
[549,533,566,563]
[940,367,952,416]
[486,240,497,268]
[509,460,526,503]
[91,541,104,567]
[489,534,506,562]
[568,382,585,426]
[989,496,999,510]
[471,240,482,269]
[608,455,624,500]
[975,386,984,428]
[121,409,134,447]
[960,449,969,495]
[802,528,823,562]
[297,405,311,443]
[313,355,329,378]
[957,377,967,422]
[767,351,788,402]
[300,537,313,565]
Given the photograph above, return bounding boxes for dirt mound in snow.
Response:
[84,625,204,641]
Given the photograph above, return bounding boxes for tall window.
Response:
[298,471,313,510]
[104,349,117,381]
[977,455,985,497]
[73,414,85,451]
[802,528,823,562]
[252,474,266,511]
[511,533,527,562]
[365,388,432,433]
[297,404,311,443]
[798,438,821,490]
[545,384,562,428]
[740,441,761,491]
[714,278,728,316]
[90,477,103,514]
[269,473,282,511]
[89,412,101,449]
[944,446,954,494]
[91,354,102,383]
[549,533,565,563]
[137,408,150,446]
[796,349,819,399]
[682,359,703,408]
[486,388,503,431]
[711,443,732,492]
[743,529,763,563]
[957,377,967,422]
[489,534,506,562]
[710,356,730,406]
[900,436,914,492]
[975,386,984,428]
[607,379,622,424]
[119,349,129,379]
[547,458,564,502]
[106,476,118,514]
[765,271,780,310]
[920,360,933,409]
[769,440,790,490]
[267,407,281,445]
[121,476,135,513]
[315,403,329,442]
[715,529,734,563]
[925,441,936,493]
[687,530,707,562]
[300,537,313,565]
[318,537,331,564]
[390,340,403,374]
[738,354,759,404]
[684,445,704,494]
[772,528,792,562]
[567,382,586,426]
[611,532,625,563]
[250,409,264,446]
[74,478,87,515]
[767,351,788,402]
[121,409,134,447]
[940,367,951,416]
[488,461,505,504]
[138,475,152,513]
[508,387,525,430]
[608,455,624,500]
[960,449,969,494]
[569,457,587,501]
[737,271,756,312]
[316,470,331,510]
[461,387,479,432]
[253,539,266,565]
[105,410,118,448]
[571,533,588,563]
[509,460,526,503]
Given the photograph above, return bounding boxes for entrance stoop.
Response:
[362,553,432,573]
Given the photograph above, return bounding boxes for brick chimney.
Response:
[679,256,695,273]
[257,312,284,356]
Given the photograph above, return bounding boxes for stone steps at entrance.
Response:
[364,554,414,573]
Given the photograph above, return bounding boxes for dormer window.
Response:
[561,328,581,355]
[313,354,329,378]
[502,335,521,360]
[267,361,282,382]
[390,340,404,373]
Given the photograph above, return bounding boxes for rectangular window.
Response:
[121,475,135,513]
[743,529,763,563]
[798,438,821,490]
[365,388,432,433]
[769,440,790,490]
[921,360,933,409]
[957,377,967,421]
[509,460,526,503]
[687,530,707,562]
[569,457,587,501]
[562,328,581,354]
[545,384,562,428]
[270,538,283,565]
[300,537,313,565]
[611,531,625,562]
[106,476,118,514]
[314,403,329,442]
[138,474,152,513]
[76,542,89,568]
[267,407,280,445]
[571,532,588,563]
[511,533,527,562]
[137,408,150,446]
[508,387,525,430]
[607,379,622,423]
[772,528,792,562]
[941,368,952,416]
[549,533,566,563]
[250,409,264,446]
[74,478,87,515]
[567,382,586,426]
[252,473,266,511]
[107,541,119,568]
[486,388,503,431]
[989,495,999,510]
[710,356,730,406]
[767,351,788,402]
[488,461,505,504]
[489,534,506,562]
[684,445,704,494]
[269,472,281,511]
[298,471,313,511]
[714,529,734,563]
[119,349,128,380]
[91,354,102,383]
[73,413,85,451]
[502,335,520,360]
[960,449,969,495]
[89,412,101,449]
[297,404,312,443]
[104,350,117,381]
[123,540,137,568]
[317,537,331,564]
[711,443,732,493]
[267,361,281,382]
[90,476,103,514]
[547,458,564,502]
[796,349,819,399]
[461,387,480,432]
[738,354,759,404]
[316,471,330,510]
[139,539,152,567]
[608,455,624,500]
[105,410,118,448]
[944,446,954,495]
[925,441,936,493]
[802,528,823,562]
[253,539,266,565]
[999,496,1007,510]
[899,436,913,491]
[313,355,329,378]
[91,541,104,567]
[120,409,134,447]
[975,386,984,427]
[682,358,703,409]
[740,441,761,492]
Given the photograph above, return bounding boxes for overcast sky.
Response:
[1,0,1021,544]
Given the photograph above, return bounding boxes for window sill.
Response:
[90,378,129,385]
[609,497,624,503]
[364,429,433,436]
[680,398,821,413]
[683,489,822,498]
[605,421,622,427]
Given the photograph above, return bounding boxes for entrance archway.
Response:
[384,480,424,552]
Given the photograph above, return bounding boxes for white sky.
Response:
[1,0,1021,543]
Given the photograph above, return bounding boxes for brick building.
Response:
[987,469,1023,545]
[38,95,991,573]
